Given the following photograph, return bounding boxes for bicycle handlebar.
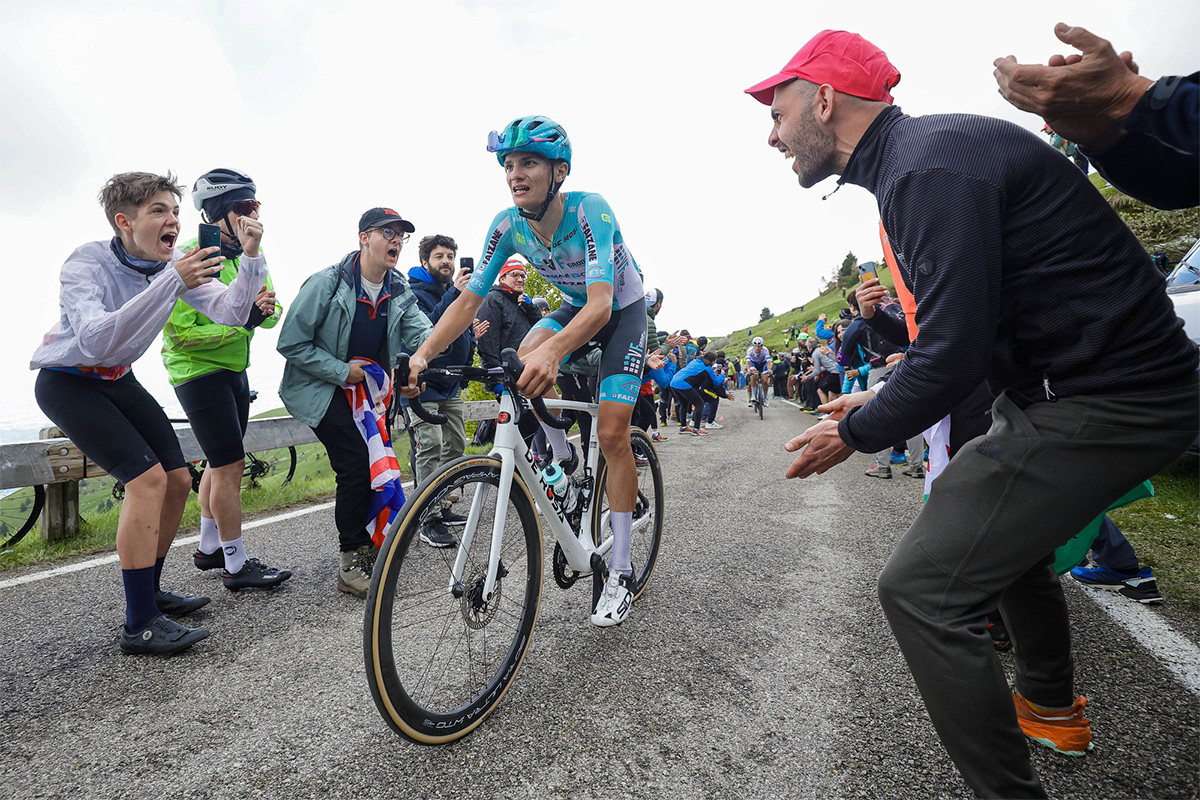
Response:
[393,350,574,431]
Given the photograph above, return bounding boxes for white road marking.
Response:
[1068,580,1200,696]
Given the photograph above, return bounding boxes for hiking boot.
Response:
[337,545,378,598]
[154,590,210,616]
[903,465,926,478]
[192,548,223,571]
[120,614,209,656]
[420,519,457,548]
[223,557,293,591]
[591,571,634,627]
[1011,689,1093,757]
[864,464,892,479]
[1120,568,1164,604]
[439,509,469,527]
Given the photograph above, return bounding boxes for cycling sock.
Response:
[542,424,570,461]
[610,511,633,576]
[198,516,221,554]
[153,556,165,593]
[221,536,247,575]
[122,566,160,631]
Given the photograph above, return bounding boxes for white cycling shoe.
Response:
[591,570,634,627]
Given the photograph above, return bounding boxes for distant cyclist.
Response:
[163,168,292,591]
[404,115,647,628]
[745,337,773,407]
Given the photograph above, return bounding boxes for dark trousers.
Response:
[312,391,372,553]
[672,386,704,429]
[632,393,657,431]
[877,373,1199,798]
[557,374,594,462]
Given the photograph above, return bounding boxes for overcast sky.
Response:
[3,0,1195,438]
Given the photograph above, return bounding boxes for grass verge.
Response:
[1106,454,1199,612]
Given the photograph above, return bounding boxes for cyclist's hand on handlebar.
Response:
[399,353,427,398]
[346,363,367,385]
[516,345,558,397]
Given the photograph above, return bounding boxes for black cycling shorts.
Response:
[35,369,184,485]
[174,369,250,468]
[531,302,647,406]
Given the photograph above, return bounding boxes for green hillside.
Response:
[713,265,898,355]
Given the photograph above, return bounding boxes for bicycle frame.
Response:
[447,391,618,604]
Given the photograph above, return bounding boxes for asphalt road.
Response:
[2,398,1197,800]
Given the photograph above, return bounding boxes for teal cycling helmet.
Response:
[488,116,572,222]
[487,115,572,173]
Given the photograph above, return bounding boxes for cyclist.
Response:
[744,337,773,407]
[403,115,647,627]
[31,171,266,655]
[163,168,292,590]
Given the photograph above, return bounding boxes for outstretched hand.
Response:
[817,389,875,422]
[784,419,854,479]
[993,23,1151,150]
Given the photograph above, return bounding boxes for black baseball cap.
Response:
[358,207,416,234]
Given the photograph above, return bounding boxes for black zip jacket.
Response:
[1082,72,1199,210]
[836,106,1198,454]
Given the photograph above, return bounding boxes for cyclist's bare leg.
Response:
[155,467,191,559]
[747,370,758,403]
[517,327,574,456]
[597,399,637,576]
[116,465,169,569]
[205,462,244,543]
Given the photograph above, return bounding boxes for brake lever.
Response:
[395,354,448,425]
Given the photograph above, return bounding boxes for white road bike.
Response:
[365,350,664,744]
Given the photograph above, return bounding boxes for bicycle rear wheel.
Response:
[242,447,297,491]
[365,455,543,744]
[0,485,45,549]
[590,427,664,601]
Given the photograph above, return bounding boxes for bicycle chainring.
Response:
[552,542,579,589]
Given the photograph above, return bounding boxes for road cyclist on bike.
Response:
[745,337,773,407]
[403,115,648,627]
[162,168,293,591]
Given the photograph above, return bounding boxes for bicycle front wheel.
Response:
[590,427,665,601]
[365,455,543,744]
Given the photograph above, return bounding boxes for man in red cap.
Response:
[746,30,1198,799]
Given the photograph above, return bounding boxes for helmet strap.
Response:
[519,177,563,223]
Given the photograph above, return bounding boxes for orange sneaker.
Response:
[1011,689,1094,757]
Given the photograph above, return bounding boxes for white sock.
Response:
[222,537,247,575]
[541,423,570,461]
[199,516,221,554]
[610,511,633,576]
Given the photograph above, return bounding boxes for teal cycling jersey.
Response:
[466,191,644,311]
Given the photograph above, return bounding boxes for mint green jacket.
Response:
[276,252,432,427]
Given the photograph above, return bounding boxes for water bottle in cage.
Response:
[542,463,579,515]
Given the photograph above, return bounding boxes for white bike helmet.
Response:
[752,336,764,346]
[192,168,256,215]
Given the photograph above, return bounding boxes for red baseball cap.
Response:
[744,30,900,106]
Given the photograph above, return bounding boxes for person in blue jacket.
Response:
[670,352,732,435]
[404,234,476,548]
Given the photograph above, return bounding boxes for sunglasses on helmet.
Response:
[487,128,554,154]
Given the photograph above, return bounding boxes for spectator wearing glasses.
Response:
[277,207,432,598]
[163,168,293,592]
